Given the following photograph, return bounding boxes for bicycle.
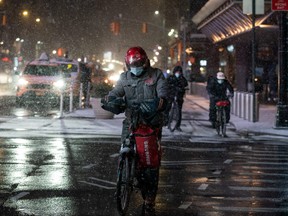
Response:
[115,107,161,216]
[167,96,179,132]
[214,98,230,137]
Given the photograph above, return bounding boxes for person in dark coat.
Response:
[80,60,92,107]
[102,46,168,215]
[206,72,234,127]
[166,65,188,131]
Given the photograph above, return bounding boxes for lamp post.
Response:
[251,0,257,123]
[275,11,288,127]
[180,17,188,79]
[154,10,168,71]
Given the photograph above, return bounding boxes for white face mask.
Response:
[217,79,224,84]
[130,66,144,76]
[175,73,180,78]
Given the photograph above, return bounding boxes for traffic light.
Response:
[114,22,120,35]
[110,22,120,35]
[2,14,6,26]
[142,22,147,33]
[110,22,116,33]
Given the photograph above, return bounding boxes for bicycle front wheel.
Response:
[116,156,132,215]
[215,109,221,135]
[168,102,179,132]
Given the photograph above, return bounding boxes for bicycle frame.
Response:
[167,97,179,132]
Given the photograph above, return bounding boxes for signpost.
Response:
[272,1,288,127]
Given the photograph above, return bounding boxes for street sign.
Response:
[272,0,288,11]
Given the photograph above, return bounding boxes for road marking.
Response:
[224,159,233,164]
[178,201,192,209]
[79,181,115,189]
[212,170,222,175]
[229,186,287,192]
[10,192,30,201]
[164,146,226,152]
[88,177,117,185]
[213,206,288,213]
[110,153,119,158]
[248,161,288,165]
[236,172,288,177]
[212,196,282,202]
[233,178,285,184]
[82,164,96,169]
[161,160,211,165]
[198,184,208,190]
[244,153,288,157]
[242,166,288,170]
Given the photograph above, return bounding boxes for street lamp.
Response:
[22,10,29,17]
[153,10,168,70]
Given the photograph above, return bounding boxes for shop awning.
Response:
[192,0,277,43]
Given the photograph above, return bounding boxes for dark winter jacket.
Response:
[206,77,234,100]
[167,74,188,100]
[108,66,169,121]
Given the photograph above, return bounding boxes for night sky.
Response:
[2,0,206,62]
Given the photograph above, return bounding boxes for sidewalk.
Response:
[0,94,286,138]
[185,94,287,137]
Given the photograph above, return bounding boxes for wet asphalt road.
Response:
[0,136,288,216]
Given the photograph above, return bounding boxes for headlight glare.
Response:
[53,79,65,89]
[18,78,28,86]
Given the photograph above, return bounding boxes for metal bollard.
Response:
[248,93,253,122]
[79,83,83,109]
[236,92,241,117]
[85,82,91,108]
[244,93,249,120]
[69,83,73,112]
[59,91,64,118]
[255,93,259,122]
[240,92,245,119]
[231,92,236,115]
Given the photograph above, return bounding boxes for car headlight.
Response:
[109,74,120,82]
[17,78,28,86]
[53,79,65,89]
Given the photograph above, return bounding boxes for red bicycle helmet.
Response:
[125,46,148,68]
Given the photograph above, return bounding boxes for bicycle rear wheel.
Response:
[215,109,221,135]
[116,156,132,215]
[167,102,179,132]
[221,110,227,137]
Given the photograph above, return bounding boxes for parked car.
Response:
[15,53,80,106]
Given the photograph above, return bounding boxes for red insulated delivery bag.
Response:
[133,124,161,168]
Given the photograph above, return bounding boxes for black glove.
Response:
[101,96,126,114]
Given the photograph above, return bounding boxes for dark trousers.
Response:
[175,97,184,128]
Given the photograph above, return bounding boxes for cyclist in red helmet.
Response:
[101,46,168,215]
